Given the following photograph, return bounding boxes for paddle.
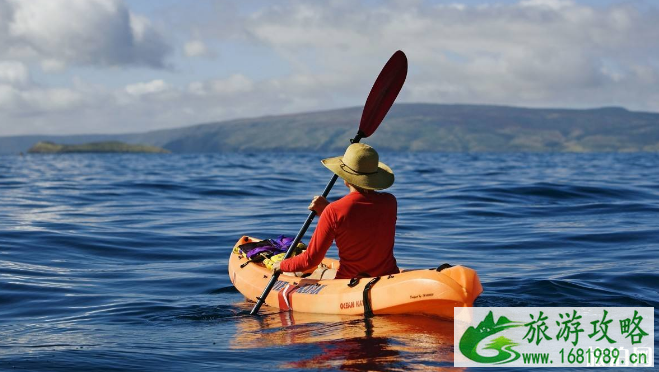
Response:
[249,50,408,315]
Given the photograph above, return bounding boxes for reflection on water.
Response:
[233,310,459,371]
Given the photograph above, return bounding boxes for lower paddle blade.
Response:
[359,50,408,138]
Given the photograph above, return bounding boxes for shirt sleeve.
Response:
[279,206,335,273]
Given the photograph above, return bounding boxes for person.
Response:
[272,143,399,280]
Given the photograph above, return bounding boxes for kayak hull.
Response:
[229,236,483,318]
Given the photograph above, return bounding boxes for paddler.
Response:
[273,143,399,280]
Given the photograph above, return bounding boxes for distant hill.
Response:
[2,104,659,154]
[27,141,170,154]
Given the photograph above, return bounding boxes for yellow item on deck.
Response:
[263,253,285,270]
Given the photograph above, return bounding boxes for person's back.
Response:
[275,143,399,279]
[326,191,397,278]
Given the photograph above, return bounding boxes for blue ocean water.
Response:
[0,152,657,371]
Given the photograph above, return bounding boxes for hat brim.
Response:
[321,156,394,190]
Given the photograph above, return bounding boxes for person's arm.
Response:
[279,206,335,273]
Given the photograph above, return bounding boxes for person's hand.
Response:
[308,196,329,215]
[272,261,282,274]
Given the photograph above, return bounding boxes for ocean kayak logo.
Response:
[459,311,524,364]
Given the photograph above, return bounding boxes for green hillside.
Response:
[27,141,170,154]
[3,104,659,154]
[156,104,659,153]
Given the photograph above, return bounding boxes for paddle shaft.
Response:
[249,132,364,315]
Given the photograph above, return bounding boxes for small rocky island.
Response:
[28,141,170,154]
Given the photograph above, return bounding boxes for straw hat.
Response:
[321,143,394,190]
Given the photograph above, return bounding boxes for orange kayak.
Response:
[229,236,483,318]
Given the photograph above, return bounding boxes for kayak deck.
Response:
[229,236,482,318]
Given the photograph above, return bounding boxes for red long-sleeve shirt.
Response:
[280,191,399,279]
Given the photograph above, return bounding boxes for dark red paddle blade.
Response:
[359,50,408,138]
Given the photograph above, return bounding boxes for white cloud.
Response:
[1,0,171,68]
[22,87,83,111]
[187,74,254,96]
[2,0,659,137]
[125,79,169,96]
[520,0,574,10]
[0,60,28,85]
[210,74,253,95]
[188,81,206,96]
[0,82,82,114]
[0,84,20,109]
[184,40,210,57]
[40,59,67,73]
[239,0,659,111]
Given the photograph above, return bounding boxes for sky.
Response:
[0,0,657,136]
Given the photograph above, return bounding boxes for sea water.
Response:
[1,152,657,371]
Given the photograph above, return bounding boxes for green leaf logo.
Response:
[459,311,524,364]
